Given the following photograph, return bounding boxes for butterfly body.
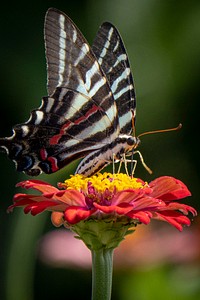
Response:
[0,8,138,176]
[76,135,139,176]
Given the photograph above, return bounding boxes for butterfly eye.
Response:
[127,137,137,146]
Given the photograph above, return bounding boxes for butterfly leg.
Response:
[134,150,153,174]
[121,151,152,176]
[123,153,130,175]
[130,159,138,177]
[121,155,137,176]
[112,153,116,174]
[112,153,124,174]
[115,154,133,175]
[116,153,129,175]
[117,159,123,173]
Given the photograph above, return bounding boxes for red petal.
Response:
[132,196,165,210]
[64,206,96,224]
[149,176,191,201]
[7,199,35,212]
[153,211,191,231]
[54,189,86,206]
[16,180,59,194]
[8,194,43,212]
[9,188,86,213]
[163,202,197,216]
[24,200,59,215]
[93,202,133,215]
[112,189,145,205]
[127,211,152,224]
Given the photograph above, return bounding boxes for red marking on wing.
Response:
[40,148,48,160]
[48,157,59,172]
[40,149,59,172]
[50,121,72,145]
[74,104,102,125]
[49,105,102,145]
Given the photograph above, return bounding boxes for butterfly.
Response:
[0,7,140,176]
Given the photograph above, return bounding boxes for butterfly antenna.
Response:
[134,151,153,174]
[130,123,182,175]
[138,123,182,139]
[131,109,136,137]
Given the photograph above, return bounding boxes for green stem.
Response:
[91,248,114,300]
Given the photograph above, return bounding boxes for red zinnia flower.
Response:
[8,173,196,232]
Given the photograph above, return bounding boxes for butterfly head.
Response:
[117,135,140,158]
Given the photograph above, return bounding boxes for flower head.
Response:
[9,173,196,232]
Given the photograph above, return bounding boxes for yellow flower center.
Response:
[62,172,147,193]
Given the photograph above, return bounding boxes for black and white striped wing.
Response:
[0,8,120,176]
[92,22,136,134]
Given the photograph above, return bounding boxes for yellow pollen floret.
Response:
[63,173,147,193]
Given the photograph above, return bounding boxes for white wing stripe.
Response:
[74,43,90,66]
[111,68,130,93]
[118,111,132,128]
[113,39,119,52]
[65,115,113,146]
[21,125,30,137]
[85,62,99,91]
[108,54,127,72]
[72,29,77,43]
[45,97,55,112]
[35,111,44,125]
[98,27,113,65]
[59,15,66,85]
[89,77,106,98]
[114,84,133,100]
[63,94,89,119]
[105,105,117,124]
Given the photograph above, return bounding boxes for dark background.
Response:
[0,1,200,299]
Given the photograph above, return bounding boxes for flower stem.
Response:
[91,248,114,300]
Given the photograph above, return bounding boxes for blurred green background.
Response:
[0,0,200,299]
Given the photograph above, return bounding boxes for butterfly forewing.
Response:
[92,22,136,134]
[44,8,120,143]
[45,10,116,115]
[0,8,137,176]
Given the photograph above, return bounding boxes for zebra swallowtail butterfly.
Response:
[0,8,140,177]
